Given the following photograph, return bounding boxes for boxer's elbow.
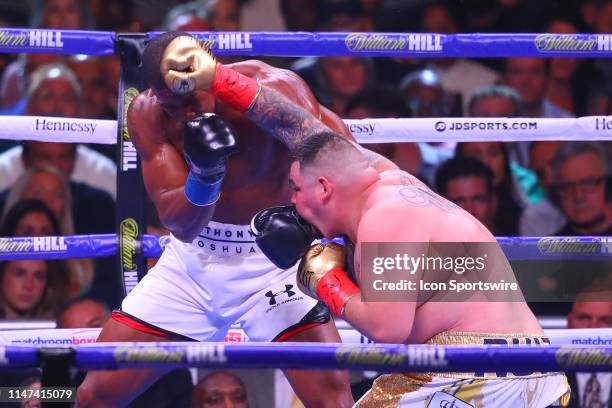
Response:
[367,327,410,344]
[157,191,215,243]
[363,318,412,344]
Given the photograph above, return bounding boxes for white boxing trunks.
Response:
[116,221,327,342]
[355,333,571,408]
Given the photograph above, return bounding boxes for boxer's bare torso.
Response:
[352,169,543,344]
[128,60,350,229]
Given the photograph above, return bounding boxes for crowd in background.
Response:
[0,0,609,406]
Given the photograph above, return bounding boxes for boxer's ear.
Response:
[318,176,333,204]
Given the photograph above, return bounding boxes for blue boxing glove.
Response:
[183,113,238,206]
[251,206,322,270]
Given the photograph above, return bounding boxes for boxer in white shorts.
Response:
[76,30,354,407]
[117,218,328,343]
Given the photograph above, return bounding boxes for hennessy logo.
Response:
[265,284,296,305]
[120,218,139,270]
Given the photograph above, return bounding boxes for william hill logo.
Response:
[345,33,443,53]
[215,33,253,50]
[0,31,64,49]
[535,34,612,52]
[121,87,139,171]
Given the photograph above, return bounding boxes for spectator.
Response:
[345,86,421,175]
[435,156,497,232]
[0,53,63,111]
[67,55,114,119]
[566,285,612,407]
[503,57,573,118]
[57,296,193,407]
[545,18,592,117]
[400,69,457,185]
[0,0,91,109]
[0,199,59,237]
[192,371,249,408]
[400,68,455,118]
[0,259,68,320]
[280,0,320,31]
[0,63,117,198]
[421,1,500,115]
[467,85,540,202]
[316,0,374,32]
[589,0,612,117]
[456,142,524,235]
[162,1,210,31]
[520,141,567,235]
[20,375,42,408]
[91,0,142,32]
[468,84,520,118]
[2,164,74,235]
[102,55,121,119]
[313,56,373,116]
[207,0,242,31]
[552,142,611,236]
[0,198,91,296]
[0,165,99,294]
[29,0,91,30]
[57,296,110,328]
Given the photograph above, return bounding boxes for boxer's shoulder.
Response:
[358,199,419,242]
[128,90,178,153]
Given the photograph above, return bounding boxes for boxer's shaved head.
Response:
[291,131,366,185]
[290,132,372,238]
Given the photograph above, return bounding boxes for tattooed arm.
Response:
[235,61,398,171]
[246,84,398,172]
[245,86,332,150]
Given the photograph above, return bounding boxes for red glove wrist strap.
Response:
[315,268,360,317]
[211,64,261,112]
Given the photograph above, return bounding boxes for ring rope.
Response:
[0,29,611,58]
[0,234,608,261]
[1,342,611,373]
[1,115,610,144]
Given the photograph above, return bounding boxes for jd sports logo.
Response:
[265,285,296,305]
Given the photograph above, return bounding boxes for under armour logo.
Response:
[265,285,296,305]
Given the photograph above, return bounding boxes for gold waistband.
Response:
[426,331,550,347]
[424,331,554,379]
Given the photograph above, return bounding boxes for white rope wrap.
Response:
[1,115,610,145]
[0,116,116,144]
[2,327,611,347]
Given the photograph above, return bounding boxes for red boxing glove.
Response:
[315,268,360,317]
[211,64,261,112]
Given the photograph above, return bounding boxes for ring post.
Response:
[114,34,148,295]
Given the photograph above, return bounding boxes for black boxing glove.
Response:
[251,206,322,270]
[183,113,238,206]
